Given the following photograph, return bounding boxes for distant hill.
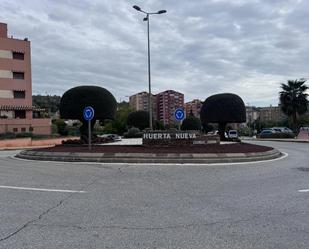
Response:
[33,95,129,116]
[32,95,61,114]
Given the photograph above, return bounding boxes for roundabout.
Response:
[16,142,282,164]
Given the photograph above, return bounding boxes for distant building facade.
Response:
[245,106,259,124]
[129,91,156,111]
[129,91,157,120]
[156,90,184,126]
[185,99,202,118]
[259,105,286,123]
[0,22,51,134]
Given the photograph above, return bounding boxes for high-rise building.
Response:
[0,22,51,134]
[129,91,155,111]
[156,90,184,126]
[185,99,202,118]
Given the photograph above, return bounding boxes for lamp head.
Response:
[157,10,167,14]
[133,5,141,11]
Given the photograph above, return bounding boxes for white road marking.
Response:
[0,185,86,193]
[298,189,309,193]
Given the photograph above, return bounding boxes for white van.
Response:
[228,130,238,139]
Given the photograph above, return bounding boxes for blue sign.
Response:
[83,106,94,121]
[174,108,185,121]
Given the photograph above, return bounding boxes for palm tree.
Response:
[279,79,308,130]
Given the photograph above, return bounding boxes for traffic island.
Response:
[16,143,282,164]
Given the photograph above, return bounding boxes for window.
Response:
[13,128,18,132]
[13,72,24,79]
[15,110,26,119]
[12,52,24,60]
[29,127,33,132]
[13,90,25,99]
[21,127,26,132]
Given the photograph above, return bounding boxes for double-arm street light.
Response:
[133,5,167,130]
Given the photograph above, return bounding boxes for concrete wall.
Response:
[0,118,51,135]
[0,136,79,148]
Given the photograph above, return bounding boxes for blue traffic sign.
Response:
[174,108,185,121]
[83,106,94,121]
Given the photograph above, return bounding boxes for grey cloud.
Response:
[0,0,308,106]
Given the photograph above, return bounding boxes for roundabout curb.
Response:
[16,148,282,164]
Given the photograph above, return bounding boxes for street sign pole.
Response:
[174,108,185,130]
[83,106,94,151]
[88,119,91,150]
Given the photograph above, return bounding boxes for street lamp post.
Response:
[133,5,167,130]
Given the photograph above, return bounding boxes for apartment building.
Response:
[0,22,51,134]
[156,90,184,126]
[129,91,156,119]
[129,91,155,111]
[185,99,202,118]
[245,106,259,124]
[259,105,286,123]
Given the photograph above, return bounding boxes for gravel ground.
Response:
[33,142,273,154]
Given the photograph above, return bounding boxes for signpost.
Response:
[174,108,185,130]
[83,106,94,150]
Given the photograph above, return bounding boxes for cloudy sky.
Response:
[1,0,309,106]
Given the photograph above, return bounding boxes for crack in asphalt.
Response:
[0,168,120,243]
[27,210,309,232]
[0,191,76,243]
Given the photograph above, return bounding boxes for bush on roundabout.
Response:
[123,127,143,138]
[60,86,117,143]
[127,110,149,131]
[200,93,246,141]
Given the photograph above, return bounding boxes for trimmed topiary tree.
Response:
[60,86,117,142]
[127,110,149,131]
[200,93,246,140]
[181,110,201,130]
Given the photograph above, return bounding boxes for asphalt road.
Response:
[0,141,308,249]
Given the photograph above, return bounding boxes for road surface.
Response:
[0,141,308,249]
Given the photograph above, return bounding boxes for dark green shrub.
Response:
[181,115,201,130]
[123,127,143,138]
[239,127,252,136]
[127,110,149,130]
[200,93,246,140]
[202,123,214,133]
[53,119,68,136]
[67,126,80,136]
[16,132,33,138]
[31,134,60,139]
[51,123,58,134]
[0,132,16,140]
[154,120,165,130]
[60,86,117,142]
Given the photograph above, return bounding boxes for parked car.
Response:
[261,128,278,133]
[258,129,275,138]
[207,130,228,138]
[99,134,122,141]
[271,127,293,133]
[228,130,238,139]
[258,129,295,138]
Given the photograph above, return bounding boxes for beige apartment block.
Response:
[185,99,202,118]
[129,91,157,118]
[259,105,287,123]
